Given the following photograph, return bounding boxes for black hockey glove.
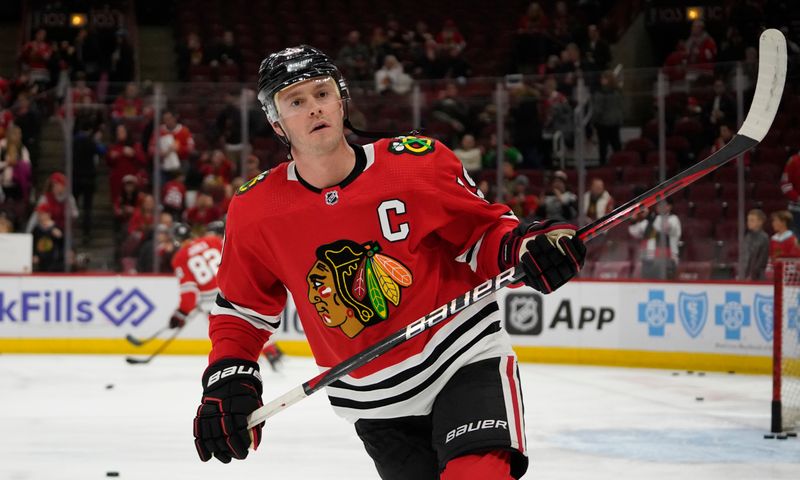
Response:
[169,310,187,329]
[194,359,264,463]
[499,219,586,293]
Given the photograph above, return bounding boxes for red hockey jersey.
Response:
[172,235,223,314]
[210,137,519,421]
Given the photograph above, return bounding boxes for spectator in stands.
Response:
[375,55,413,95]
[369,26,391,68]
[109,29,136,90]
[19,28,52,88]
[482,132,524,169]
[507,174,539,218]
[209,30,242,72]
[177,32,205,81]
[111,83,144,121]
[107,123,147,204]
[717,26,746,65]
[704,79,735,138]
[453,134,482,176]
[583,178,614,222]
[435,19,466,54]
[413,36,446,79]
[769,210,800,260]
[11,94,40,162]
[509,82,543,168]
[710,123,735,154]
[73,28,103,82]
[477,178,493,200]
[431,83,471,140]
[200,149,235,186]
[184,192,222,227]
[0,126,33,227]
[684,20,717,78]
[113,174,143,259]
[592,70,623,165]
[31,203,64,272]
[551,1,577,46]
[513,2,550,72]
[72,117,106,242]
[0,99,14,140]
[540,76,573,161]
[663,40,688,82]
[242,153,262,180]
[584,25,611,72]
[628,199,681,280]
[536,170,577,222]
[337,31,372,82]
[136,221,176,274]
[162,171,187,219]
[0,215,12,233]
[441,45,472,79]
[127,192,156,239]
[742,208,769,280]
[782,149,800,235]
[28,172,78,233]
[150,110,195,179]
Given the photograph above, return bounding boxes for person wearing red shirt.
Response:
[189,46,586,480]
[184,192,221,227]
[200,149,235,185]
[111,82,144,120]
[781,150,800,235]
[107,124,147,203]
[19,28,52,86]
[685,20,717,77]
[162,171,187,218]
[769,210,800,260]
[149,111,195,175]
[27,172,78,232]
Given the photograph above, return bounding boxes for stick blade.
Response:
[125,334,144,346]
[125,356,149,365]
[738,28,787,142]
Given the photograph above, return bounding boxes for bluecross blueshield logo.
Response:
[753,293,773,342]
[787,296,800,345]
[714,291,751,340]
[638,290,675,336]
[98,288,155,326]
[678,292,707,338]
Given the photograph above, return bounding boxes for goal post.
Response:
[773,259,800,433]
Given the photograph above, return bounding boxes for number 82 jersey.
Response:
[171,235,224,314]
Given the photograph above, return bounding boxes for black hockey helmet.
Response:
[171,222,191,243]
[206,220,225,236]
[257,45,349,124]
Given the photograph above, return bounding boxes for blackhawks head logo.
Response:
[306,240,413,338]
[388,136,435,156]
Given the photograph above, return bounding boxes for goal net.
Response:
[773,259,800,433]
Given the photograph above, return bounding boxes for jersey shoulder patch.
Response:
[387,135,436,156]
[237,169,270,196]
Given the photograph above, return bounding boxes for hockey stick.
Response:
[247,29,787,428]
[125,325,170,347]
[125,309,201,364]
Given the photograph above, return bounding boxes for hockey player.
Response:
[168,221,223,328]
[192,46,586,479]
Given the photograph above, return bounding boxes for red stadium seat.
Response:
[623,137,656,158]
[685,181,718,202]
[621,165,655,184]
[692,202,724,219]
[608,150,641,167]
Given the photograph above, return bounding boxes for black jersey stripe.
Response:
[214,294,281,329]
[329,301,499,392]
[327,321,502,410]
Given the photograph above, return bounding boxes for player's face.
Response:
[273,77,345,155]
[307,261,350,327]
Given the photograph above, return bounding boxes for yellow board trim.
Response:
[0,339,771,374]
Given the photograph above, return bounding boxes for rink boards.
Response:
[0,274,784,373]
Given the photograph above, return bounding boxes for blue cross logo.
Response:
[638,290,675,337]
[715,291,751,340]
[788,294,800,344]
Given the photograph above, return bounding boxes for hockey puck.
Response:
[777,434,789,440]
[106,472,119,477]
[698,372,706,377]
[764,434,775,439]
[687,370,694,375]
[672,372,679,376]
[788,432,798,438]
[695,397,704,402]
[105,384,114,390]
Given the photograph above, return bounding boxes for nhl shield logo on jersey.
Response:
[388,136,435,156]
[307,239,413,338]
[237,170,270,196]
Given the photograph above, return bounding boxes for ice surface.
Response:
[0,354,797,479]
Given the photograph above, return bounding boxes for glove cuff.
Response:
[202,358,263,395]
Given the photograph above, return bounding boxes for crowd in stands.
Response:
[1,0,798,281]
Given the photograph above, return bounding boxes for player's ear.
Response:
[271,121,286,139]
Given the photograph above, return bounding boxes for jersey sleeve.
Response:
[208,197,287,362]
[172,250,199,315]
[424,142,518,280]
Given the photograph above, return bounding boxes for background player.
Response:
[192,46,585,479]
